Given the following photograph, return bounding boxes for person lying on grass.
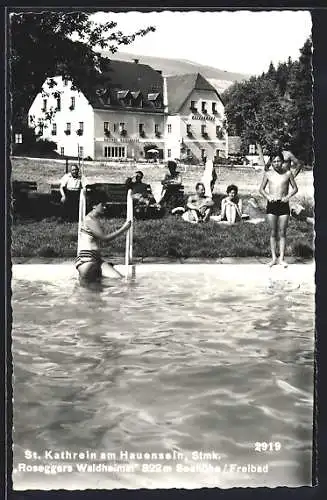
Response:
[75,190,131,283]
[180,182,214,224]
[259,152,298,268]
[218,185,243,224]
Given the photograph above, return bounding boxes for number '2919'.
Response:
[254,442,281,452]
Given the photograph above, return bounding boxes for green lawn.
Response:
[11,157,314,259]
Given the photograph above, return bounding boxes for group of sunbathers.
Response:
[75,144,303,283]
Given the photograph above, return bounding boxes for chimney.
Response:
[134,58,139,64]
[163,76,168,113]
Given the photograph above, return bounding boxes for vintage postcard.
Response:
[9,9,315,490]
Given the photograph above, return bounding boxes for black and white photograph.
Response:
[10,9,315,490]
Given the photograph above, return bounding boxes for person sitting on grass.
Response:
[179,182,214,224]
[218,185,243,224]
[75,190,131,283]
[125,170,160,217]
[259,152,298,268]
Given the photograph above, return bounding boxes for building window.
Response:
[190,100,197,111]
[70,97,75,110]
[187,148,191,156]
[63,78,68,86]
[38,123,44,135]
[113,123,117,132]
[104,146,126,158]
[202,101,207,114]
[201,149,206,158]
[56,97,61,111]
[168,124,172,133]
[51,123,57,136]
[65,122,71,135]
[104,122,109,132]
[167,149,171,158]
[155,124,161,137]
[79,146,84,158]
[119,123,127,136]
[78,122,84,135]
[201,124,207,135]
[42,99,47,111]
[139,123,145,137]
[60,147,65,156]
[186,124,192,135]
[212,102,217,114]
[15,133,23,144]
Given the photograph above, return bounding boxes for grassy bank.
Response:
[12,215,314,260]
[11,157,314,259]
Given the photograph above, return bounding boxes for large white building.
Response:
[165,73,227,162]
[28,60,227,162]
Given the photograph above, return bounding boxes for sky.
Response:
[90,10,311,76]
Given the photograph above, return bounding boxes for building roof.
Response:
[81,59,164,112]
[166,73,223,114]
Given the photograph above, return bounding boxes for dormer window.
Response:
[148,93,162,108]
[117,90,132,106]
[131,91,143,108]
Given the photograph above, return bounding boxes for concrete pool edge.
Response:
[11,256,314,265]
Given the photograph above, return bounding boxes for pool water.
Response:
[11,263,315,490]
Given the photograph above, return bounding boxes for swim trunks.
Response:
[266,200,290,216]
[74,250,102,270]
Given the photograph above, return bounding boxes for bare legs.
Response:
[278,215,289,267]
[267,214,289,267]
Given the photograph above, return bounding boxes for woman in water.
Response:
[75,191,131,283]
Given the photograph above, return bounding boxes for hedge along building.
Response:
[164,73,227,163]
[28,59,165,160]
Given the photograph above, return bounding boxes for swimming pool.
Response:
[11,263,315,489]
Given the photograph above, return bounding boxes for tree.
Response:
[222,38,312,164]
[10,12,155,132]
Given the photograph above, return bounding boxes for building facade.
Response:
[28,61,227,162]
[28,60,165,160]
[165,73,227,162]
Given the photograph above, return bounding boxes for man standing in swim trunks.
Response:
[259,153,298,267]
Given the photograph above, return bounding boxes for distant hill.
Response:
[101,51,249,93]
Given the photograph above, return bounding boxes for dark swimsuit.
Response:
[266,200,290,216]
